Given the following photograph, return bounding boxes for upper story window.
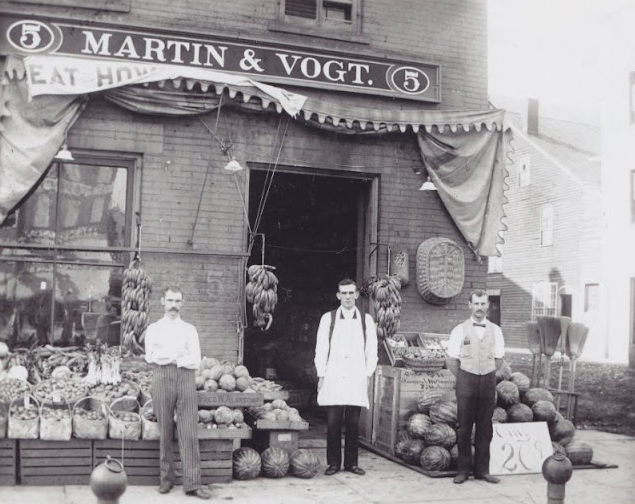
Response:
[518,154,531,187]
[274,0,364,40]
[540,204,553,247]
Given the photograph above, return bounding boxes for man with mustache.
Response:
[145,286,212,499]
[446,289,505,485]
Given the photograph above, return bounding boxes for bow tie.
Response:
[473,322,486,328]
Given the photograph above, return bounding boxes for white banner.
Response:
[22,55,307,116]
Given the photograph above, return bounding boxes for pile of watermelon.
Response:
[232,447,321,480]
[396,360,594,472]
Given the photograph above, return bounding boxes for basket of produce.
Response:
[0,377,32,404]
[72,396,109,440]
[88,381,140,412]
[0,401,7,438]
[402,355,446,372]
[121,370,153,405]
[34,377,88,406]
[40,402,72,441]
[8,394,40,439]
[140,399,160,441]
[108,396,141,440]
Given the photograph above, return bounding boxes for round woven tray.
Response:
[402,356,446,372]
[416,238,465,305]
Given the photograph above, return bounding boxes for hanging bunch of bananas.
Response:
[121,258,152,354]
[369,274,402,340]
[245,264,278,331]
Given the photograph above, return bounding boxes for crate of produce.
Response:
[244,410,309,431]
[382,332,423,367]
[197,391,263,408]
[0,439,17,485]
[371,365,456,457]
[93,438,233,485]
[20,439,93,485]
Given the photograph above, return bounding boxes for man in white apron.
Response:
[314,279,378,476]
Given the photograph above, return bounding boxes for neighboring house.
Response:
[487,98,605,359]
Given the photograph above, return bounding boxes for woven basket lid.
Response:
[416,238,465,305]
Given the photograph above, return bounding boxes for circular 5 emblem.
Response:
[7,20,56,53]
[389,66,430,95]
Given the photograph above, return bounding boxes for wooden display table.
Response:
[245,412,309,453]
[19,439,93,486]
[0,439,17,485]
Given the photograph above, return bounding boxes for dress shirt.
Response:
[144,316,202,370]
[446,318,505,360]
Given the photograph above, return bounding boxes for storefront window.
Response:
[0,153,137,347]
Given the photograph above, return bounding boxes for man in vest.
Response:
[446,289,505,484]
[314,278,378,476]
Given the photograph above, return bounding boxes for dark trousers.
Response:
[151,364,201,492]
[455,369,496,477]
[326,405,361,468]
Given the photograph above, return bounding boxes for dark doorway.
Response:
[560,294,572,318]
[244,169,374,392]
[488,295,501,327]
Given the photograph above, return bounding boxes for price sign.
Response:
[489,422,553,476]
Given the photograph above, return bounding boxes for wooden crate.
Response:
[371,365,456,456]
[244,411,309,431]
[197,391,264,408]
[381,332,423,367]
[251,430,300,454]
[93,438,233,485]
[20,439,93,485]
[0,439,17,485]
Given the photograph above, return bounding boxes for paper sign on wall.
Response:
[489,422,553,476]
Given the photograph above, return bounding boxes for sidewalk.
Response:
[0,429,633,504]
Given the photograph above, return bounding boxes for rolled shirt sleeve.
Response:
[364,313,378,377]
[494,325,506,359]
[314,312,331,378]
[446,324,464,360]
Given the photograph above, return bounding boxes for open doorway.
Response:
[243,168,376,401]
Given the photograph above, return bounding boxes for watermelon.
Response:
[549,418,575,446]
[506,403,534,423]
[532,400,557,422]
[496,381,520,407]
[416,389,446,414]
[423,423,456,449]
[492,406,508,423]
[523,388,554,407]
[261,447,290,478]
[420,445,451,471]
[232,447,261,480]
[510,372,531,393]
[406,413,432,439]
[289,449,320,478]
[496,359,512,383]
[400,439,426,465]
[429,401,458,428]
[565,439,593,465]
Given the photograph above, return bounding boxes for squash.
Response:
[510,372,531,393]
[492,406,508,423]
[506,403,534,423]
[523,388,554,407]
[496,359,512,383]
[496,381,520,408]
[532,400,557,422]
[549,418,575,446]
[565,439,593,465]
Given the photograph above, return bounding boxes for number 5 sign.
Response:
[489,422,553,476]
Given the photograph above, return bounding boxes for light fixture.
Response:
[223,156,243,172]
[54,143,74,161]
[419,176,437,191]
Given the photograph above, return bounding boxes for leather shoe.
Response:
[186,487,213,499]
[158,482,174,494]
[453,473,469,484]
[324,465,340,476]
[345,466,366,476]
[475,474,500,484]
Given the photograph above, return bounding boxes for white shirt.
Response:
[446,317,505,360]
[144,316,202,370]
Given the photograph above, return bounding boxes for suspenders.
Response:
[327,309,367,362]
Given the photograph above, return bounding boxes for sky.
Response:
[488,0,634,126]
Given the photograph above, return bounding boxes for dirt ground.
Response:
[505,352,635,437]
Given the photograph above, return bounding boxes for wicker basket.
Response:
[140,399,160,441]
[416,238,465,305]
[8,395,40,439]
[34,378,88,407]
[108,396,141,440]
[72,396,109,440]
[402,356,446,372]
[88,381,141,412]
[40,402,72,441]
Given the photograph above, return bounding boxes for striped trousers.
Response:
[151,364,201,492]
